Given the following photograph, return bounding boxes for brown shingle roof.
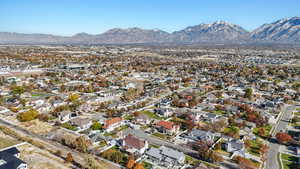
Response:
[124,134,145,149]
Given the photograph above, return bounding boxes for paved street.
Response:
[265,105,295,169]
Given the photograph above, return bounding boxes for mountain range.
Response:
[1,17,300,44]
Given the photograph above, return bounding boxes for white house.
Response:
[122,134,148,155]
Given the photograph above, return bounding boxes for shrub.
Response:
[17,109,39,122]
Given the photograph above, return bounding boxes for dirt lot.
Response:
[4,115,54,134]
[18,143,71,169]
[0,130,20,149]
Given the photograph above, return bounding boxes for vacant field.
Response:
[0,131,20,149]
[5,116,54,134]
[18,144,71,169]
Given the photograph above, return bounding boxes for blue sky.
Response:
[0,0,299,35]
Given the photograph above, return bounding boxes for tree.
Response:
[259,144,268,155]
[68,93,80,103]
[11,85,25,96]
[126,156,136,169]
[247,113,257,122]
[17,109,39,122]
[91,122,102,130]
[74,136,91,152]
[84,155,106,169]
[258,128,266,137]
[244,139,251,149]
[133,111,140,117]
[112,151,123,163]
[244,88,253,99]
[276,132,292,144]
[197,141,210,160]
[66,153,73,163]
[233,156,257,169]
[210,151,224,163]
[133,163,145,169]
[215,142,221,150]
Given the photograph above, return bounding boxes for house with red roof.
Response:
[122,134,148,155]
[155,120,180,135]
[103,117,123,132]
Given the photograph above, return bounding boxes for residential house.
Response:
[187,128,215,143]
[135,114,151,125]
[70,118,92,131]
[154,108,173,118]
[203,113,219,122]
[89,133,107,145]
[122,134,148,155]
[145,146,185,168]
[155,121,180,135]
[103,117,123,132]
[58,111,77,123]
[0,147,27,169]
[225,139,247,159]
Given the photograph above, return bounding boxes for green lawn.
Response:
[253,124,272,137]
[281,153,300,169]
[141,110,164,120]
[140,125,150,130]
[142,161,153,169]
[116,125,129,132]
[185,155,200,165]
[213,110,227,115]
[152,132,167,139]
[185,154,220,168]
[61,122,78,131]
[103,132,118,138]
[123,114,134,120]
[246,139,263,157]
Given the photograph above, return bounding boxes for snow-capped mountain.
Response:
[1,17,300,44]
[171,21,249,42]
[251,17,300,42]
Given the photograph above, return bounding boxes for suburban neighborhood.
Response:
[0,45,299,169]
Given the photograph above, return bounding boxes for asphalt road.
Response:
[265,105,295,169]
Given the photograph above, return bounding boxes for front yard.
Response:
[253,124,272,137]
[152,132,168,140]
[100,146,128,166]
[281,153,300,169]
[246,139,264,157]
[141,110,164,120]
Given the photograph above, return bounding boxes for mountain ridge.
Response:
[1,17,300,44]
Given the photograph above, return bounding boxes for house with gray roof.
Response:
[145,146,185,168]
[187,128,215,143]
